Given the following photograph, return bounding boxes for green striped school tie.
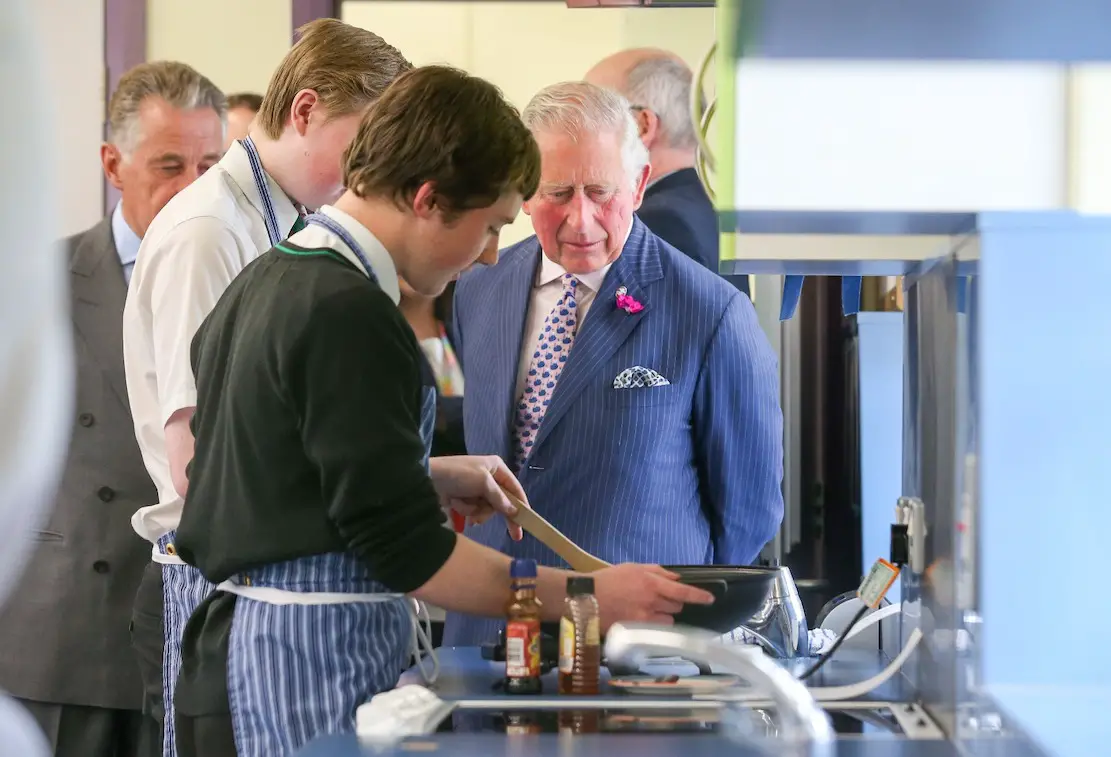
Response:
[289,214,308,235]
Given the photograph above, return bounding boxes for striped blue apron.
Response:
[160,135,285,757]
[216,214,441,755]
[223,555,413,755]
[218,383,437,756]
[157,535,216,757]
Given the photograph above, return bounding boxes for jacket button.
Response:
[78,413,95,427]
[97,486,115,502]
[93,560,110,574]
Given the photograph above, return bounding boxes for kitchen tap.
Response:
[729,566,810,658]
[605,623,835,757]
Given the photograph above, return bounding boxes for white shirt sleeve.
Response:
[0,2,73,754]
[145,216,244,426]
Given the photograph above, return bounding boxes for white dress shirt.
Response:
[514,255,612,403]
[514,226,631,404]
[123,140,299,551]
[1,2,72,754]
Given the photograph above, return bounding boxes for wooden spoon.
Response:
[501,488,611,572]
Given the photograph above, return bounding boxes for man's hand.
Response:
[593,564,715,629]
[428,455,526,541]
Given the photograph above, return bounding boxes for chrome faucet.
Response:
[728,566,810,659]
[605,622,835,757]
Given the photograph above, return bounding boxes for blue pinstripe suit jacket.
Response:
[441,218,783,646]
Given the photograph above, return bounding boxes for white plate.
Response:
[608,674,739,697]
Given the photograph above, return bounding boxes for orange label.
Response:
[857,558,901,609]
[505,619,541,679]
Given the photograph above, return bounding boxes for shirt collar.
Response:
[536,222,633,291]
[645,167,680,191]
[312,205,402,305]
[221,139,301,238]
[111,201,141,267]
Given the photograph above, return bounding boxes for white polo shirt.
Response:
[123,140,300,553]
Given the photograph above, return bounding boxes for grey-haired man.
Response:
[0,60,225,757]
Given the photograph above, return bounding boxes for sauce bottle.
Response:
[558,576,600,696]
[504,558,543,694]
[558,709,601,735]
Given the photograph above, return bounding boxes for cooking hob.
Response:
[435,701,941,739]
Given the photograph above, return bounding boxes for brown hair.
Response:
[108,61,225,155]
[342,66,540,217]
[256,19,411,139]
[227,92,263,113]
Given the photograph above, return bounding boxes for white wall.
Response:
[33,0,105,236]
[143,0,716,242]
[1068,65,1111,214]
[147,0,291,95]
[341,1,716,245]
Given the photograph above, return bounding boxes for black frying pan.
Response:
[666,564,778,634]
[534,565,776,639]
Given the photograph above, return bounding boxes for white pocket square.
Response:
[613,366,671,389]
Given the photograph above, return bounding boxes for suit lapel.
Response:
[70,217,130,408]
[490,246,541,462]
[529,219,664,453]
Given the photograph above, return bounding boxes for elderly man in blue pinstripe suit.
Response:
[442,81,784,647]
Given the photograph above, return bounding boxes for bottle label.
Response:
[558,616,575,673]
[585,616,600,647]
[505,619,541,679]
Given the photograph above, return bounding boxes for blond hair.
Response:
[256,19,412,139]
[108,61,225,157]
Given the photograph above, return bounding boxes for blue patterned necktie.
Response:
[513,274,579,470]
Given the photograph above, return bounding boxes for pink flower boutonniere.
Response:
[615,286,644,315]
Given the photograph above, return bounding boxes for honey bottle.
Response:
[504,559,542,694]
[557,576,600,696]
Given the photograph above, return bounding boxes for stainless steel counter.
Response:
[291,647,1045,757]
[296,732,963,757]
[398,645,916,701]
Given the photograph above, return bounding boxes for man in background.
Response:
[224,92,262,150]
[0,61,225,757]
[586,48,749,296]
[443,82,783,646]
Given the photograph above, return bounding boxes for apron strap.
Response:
[216,580,441,684]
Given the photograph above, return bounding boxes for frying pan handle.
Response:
[681,579,729,603]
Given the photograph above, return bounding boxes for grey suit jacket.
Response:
[0,217,157,710]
